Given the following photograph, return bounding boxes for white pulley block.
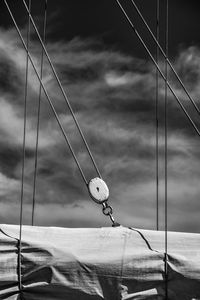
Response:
[88,177,109,204]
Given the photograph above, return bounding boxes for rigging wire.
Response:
[115,0,200,138]
[19,0,31,292]
[31,0,48,226]
[155,0,160,231]
[164,0,169,297]
[4,0,117,227]
[129,0,200,115]
[4,0,88,186]
[21,0,102,180]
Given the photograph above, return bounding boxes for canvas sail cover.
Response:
[0,224,200,300]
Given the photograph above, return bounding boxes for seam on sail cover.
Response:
[129,227,161,254]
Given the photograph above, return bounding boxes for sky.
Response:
[0,0,200,232]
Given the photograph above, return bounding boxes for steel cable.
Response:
[21,0,102,179]
[4,0,88,186]
[130,0,200,115]
[164,2,169,298]
[115,0,200,137]
[19,0,31,293]
[155,0,160,231]
[31,0,48,226]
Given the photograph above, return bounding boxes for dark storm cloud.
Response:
[0,55,22,94]
[0,143,21,178]
[1,27,200,231]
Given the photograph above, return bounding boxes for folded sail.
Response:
[0,224,200,299]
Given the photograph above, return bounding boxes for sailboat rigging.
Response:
[0,0,200,299]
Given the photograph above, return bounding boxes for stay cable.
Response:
[31,0,48,226]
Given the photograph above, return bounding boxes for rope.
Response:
[129,0,200,115]
[115,0,200,138]
[31,0,48,226]
[156,0,160,231]
[21,0,102,180]
[4,0,88,186]
[19,0,31,293]
[4,0,117,227]
[164,1,169,298]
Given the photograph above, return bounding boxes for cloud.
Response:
[0,172,20,197]
[0,27,200,232]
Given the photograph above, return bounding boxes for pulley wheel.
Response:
[88,177,109,204]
